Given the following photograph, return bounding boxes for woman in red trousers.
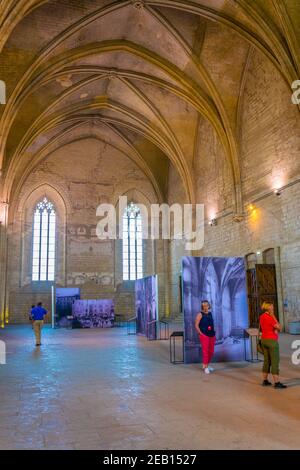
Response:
[195,301,216,374]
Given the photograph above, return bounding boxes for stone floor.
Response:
[0,325,299,450]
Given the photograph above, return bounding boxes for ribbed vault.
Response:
[0,0,299,214]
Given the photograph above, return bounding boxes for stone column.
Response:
[0,202,9,327]
[154,237,168,318]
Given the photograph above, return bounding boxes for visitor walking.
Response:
[195,301,216,374]
[259,301,286,389]
[31,302,48,347]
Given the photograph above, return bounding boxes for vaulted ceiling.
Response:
[0,0,299,212]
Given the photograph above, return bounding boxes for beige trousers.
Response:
[33,320,44,344]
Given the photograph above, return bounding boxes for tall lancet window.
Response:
[123,202,143,281]
[32,197,56,281]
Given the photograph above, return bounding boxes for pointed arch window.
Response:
[122,202,143,280]
[32,197,56,281]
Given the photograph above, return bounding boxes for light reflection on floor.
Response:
[0,325,299,450]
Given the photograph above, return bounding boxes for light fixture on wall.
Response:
[209,218,217,227]
[274,188,282,196]
[247,204,257,215]
[0,201,8,226]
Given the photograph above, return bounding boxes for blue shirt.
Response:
[199,311,215,337]
[31,306,47,321]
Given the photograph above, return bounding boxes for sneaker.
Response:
[274,382,287,389]
[262,379,272,386]
[204,367,210,374]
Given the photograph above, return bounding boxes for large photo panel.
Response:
[72,299,114,328]
[182,257,248,363]
[55,287,80,327]
[135,275,158,339]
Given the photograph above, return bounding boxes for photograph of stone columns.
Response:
[135,275,158,339]
[0,0,300,453]
[182,256,249,363]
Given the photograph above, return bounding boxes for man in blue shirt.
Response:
[31,302,48,346]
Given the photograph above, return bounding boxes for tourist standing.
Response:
[259,301,286,388]
[195,301,216,374]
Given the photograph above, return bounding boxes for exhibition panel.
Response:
[55,288,80,327]
[72,299,115,328]
[135,275,158,340]
[182,257,249,363]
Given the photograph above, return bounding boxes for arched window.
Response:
[122,202,143,280]
[32,197,56,281]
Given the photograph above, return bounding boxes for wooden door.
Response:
[247,264,278,327]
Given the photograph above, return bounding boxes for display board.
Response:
[72,299,114,328]
[135,275,158,339]
[182,257,248,363]
[55,288,80,327]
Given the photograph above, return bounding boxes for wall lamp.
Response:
[209,218,217,226]
[247,204,258,215]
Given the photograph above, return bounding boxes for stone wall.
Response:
[4,41,300,329]
[7,137,165,323]
[167,50,300,325]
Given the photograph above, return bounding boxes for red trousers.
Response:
[199,334,216,364]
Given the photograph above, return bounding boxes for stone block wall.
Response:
[6,137,166,323]
[167,50,300,324]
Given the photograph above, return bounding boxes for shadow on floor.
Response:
[282,377,300,388]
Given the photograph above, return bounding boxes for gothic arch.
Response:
[11,183,68,287]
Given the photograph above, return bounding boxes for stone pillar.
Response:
[154,237,168,318]
[162,239,170,318]
[0,202,9,328]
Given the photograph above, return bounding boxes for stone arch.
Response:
[263,248,275,264]
[245,252,257,270]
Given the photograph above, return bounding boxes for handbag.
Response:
[257,322,264,355]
